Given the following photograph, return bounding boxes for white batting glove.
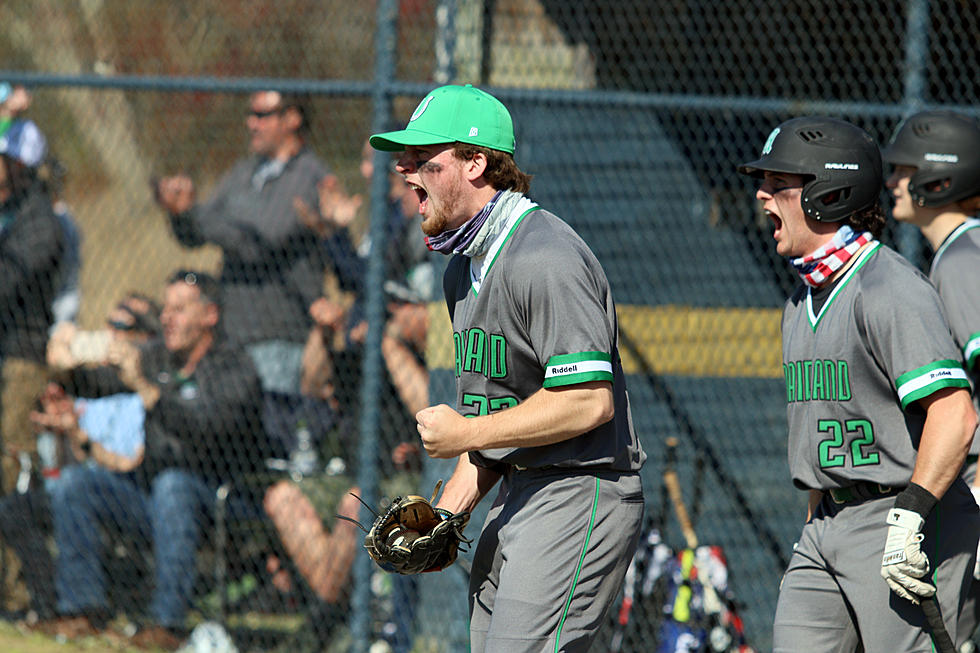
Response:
[880,508,935,604]
[972,487,980,580]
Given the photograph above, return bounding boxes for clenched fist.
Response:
[416,404,472,459]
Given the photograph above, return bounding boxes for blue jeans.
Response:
[50,465,216,628]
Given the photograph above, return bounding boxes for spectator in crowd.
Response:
[261,473,363,646]
[0,292,159,625]
[44,270,264,651]
[300,135,433,411]
[38,157,82,331]
[0,82,82,330]
[381,288,430,416]
[153,91,359,394]
[0,82,32,135]
[0,118,65,493]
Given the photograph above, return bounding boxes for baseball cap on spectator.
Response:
[370,84,516,154]
[0,119,47,168]
[0,82,11,105]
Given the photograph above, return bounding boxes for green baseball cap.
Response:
[370,84,515,154]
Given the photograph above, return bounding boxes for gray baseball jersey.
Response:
[781,242,970,490]
[929,218,980,457]
[443,205,645,473]
[774,242,979,651]
[442,199,645,653]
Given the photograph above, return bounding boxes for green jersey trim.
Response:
[806,242,881,331]
[895,359,970,410]
[554,477,600,652]
[468,206,542,297]
[543,351,614,388]
[965,332,980,371]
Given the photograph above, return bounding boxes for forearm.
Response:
[910,387,978,500]
[167,208,207,248]
[90,442,144,473]
[436,455,500,514]
[131,378,161,411]
[382,335,429,415]
[467,382,614,451]
[300,327,333,399]
[70,427,143,473]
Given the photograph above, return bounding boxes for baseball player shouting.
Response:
[370,84,645,653]
[884,110,980,491]
[738,116,979,651]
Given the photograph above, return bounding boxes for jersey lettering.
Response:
[784,359,852,403]
[454,328,508,380]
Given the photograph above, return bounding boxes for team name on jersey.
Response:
[783,359,852,403]
[453,327,508,379]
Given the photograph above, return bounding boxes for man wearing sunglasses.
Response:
[153,91,360,395]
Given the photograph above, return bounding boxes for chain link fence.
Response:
[0,1,977,651]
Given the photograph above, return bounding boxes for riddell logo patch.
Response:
[551,364,579,375]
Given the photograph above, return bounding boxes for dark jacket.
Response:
[0,184,65,362]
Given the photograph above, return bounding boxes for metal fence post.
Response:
[896,0,931,268]
[349,1,398,651]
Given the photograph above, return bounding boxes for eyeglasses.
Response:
[247,108,283,119]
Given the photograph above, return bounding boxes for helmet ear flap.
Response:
[803,180,862,222]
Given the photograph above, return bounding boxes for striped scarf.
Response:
[791,225,872,288]
[426,190,527,257]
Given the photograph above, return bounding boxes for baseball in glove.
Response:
[350,480,471,575]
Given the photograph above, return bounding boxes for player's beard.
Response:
[419,174,466,237]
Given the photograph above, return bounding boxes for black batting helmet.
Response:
[738,116,883,222]
[882,110,980,208]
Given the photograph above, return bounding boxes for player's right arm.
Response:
[436,454,501,514]
[910,386,977,501]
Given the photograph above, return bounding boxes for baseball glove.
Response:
[363,481,471,575]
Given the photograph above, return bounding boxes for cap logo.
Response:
[924,152,958,163]
[762,127,780,155]
[410,95,434,122]
[468,127,479,137]
[825,162,859,170]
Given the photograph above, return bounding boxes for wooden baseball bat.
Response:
[663,437,698,549]
[662,437,725,617]
[921,596,956,653]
